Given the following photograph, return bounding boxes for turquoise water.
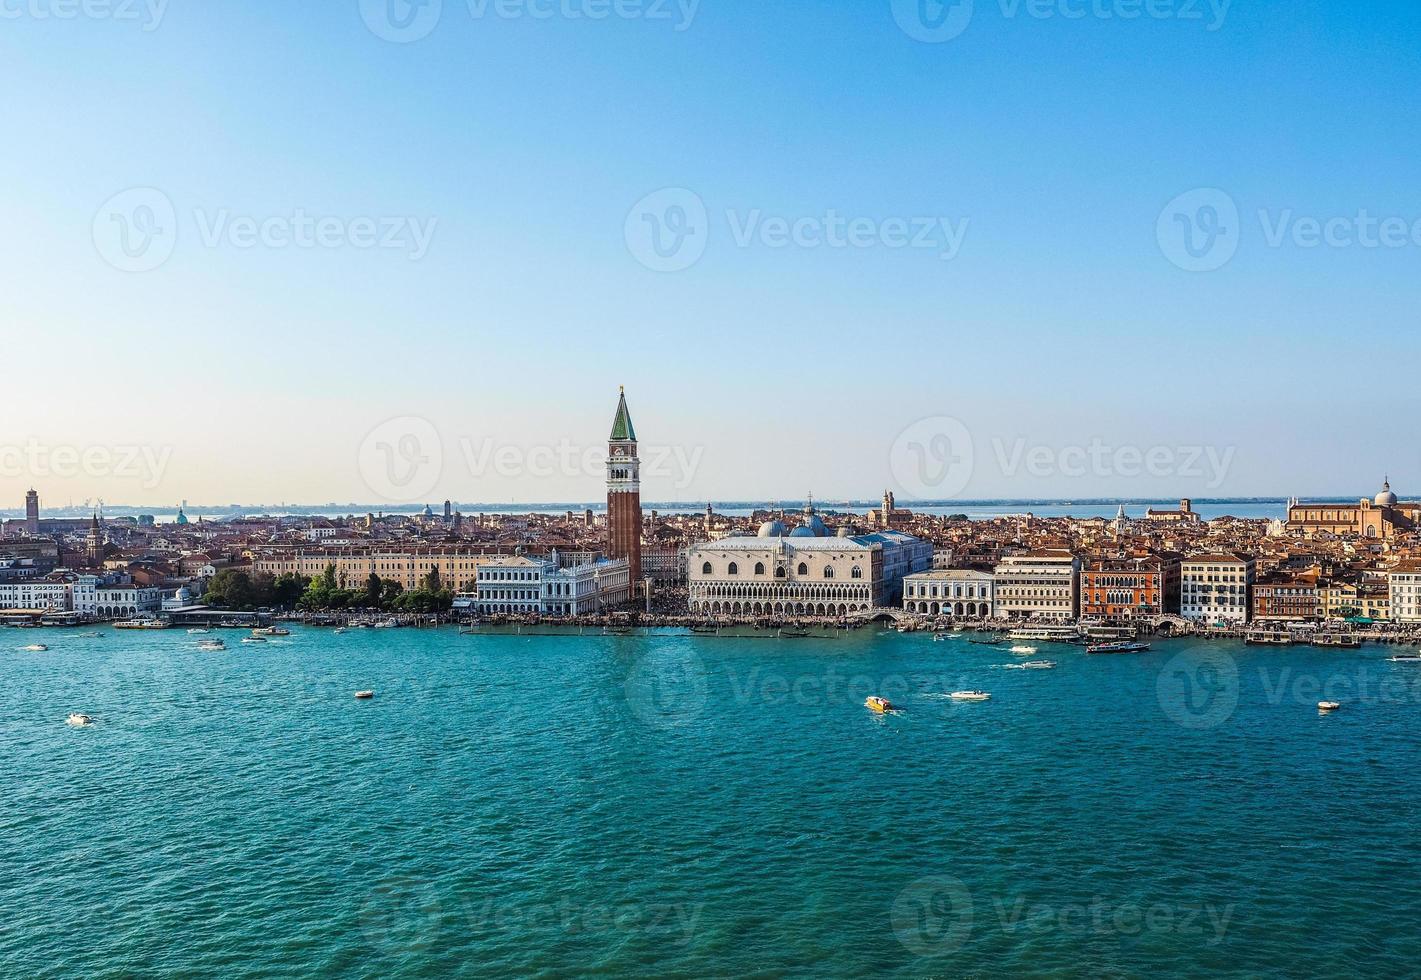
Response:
[5,626,1421,977]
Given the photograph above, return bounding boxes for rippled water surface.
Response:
[4,625,1420,977]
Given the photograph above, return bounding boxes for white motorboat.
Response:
[21,644,48,652]
[1389,653,1421,663]
[66,713,94,727]
[241,636,267,644]
[187,628,210,634]
[198,639,226,651]
[950,690,991,701]
[1009,645,1037,655]
[1005,660,1057,670]
[1318,701,1341,712]
[1009,626,1079,642]
[113,618,168,630]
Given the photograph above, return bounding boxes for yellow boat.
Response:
[865,696,894,713]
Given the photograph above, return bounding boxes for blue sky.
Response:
[1,0,1417,506]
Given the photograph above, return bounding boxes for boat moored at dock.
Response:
[1086,641,1152,655]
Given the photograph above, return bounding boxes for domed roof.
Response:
[788,525,816,538]
[836,527,852,538]
[1375,479,1398,507]
[757,520,787,538]
[174,586,191,600]
[806,515,829,536]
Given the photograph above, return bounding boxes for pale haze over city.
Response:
[4,2,1418,506]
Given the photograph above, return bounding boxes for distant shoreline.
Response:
[0,495,1363,520]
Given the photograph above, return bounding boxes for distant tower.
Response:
[1114,504,1128,537]
[704,502,713,535]
[86,513,103,564]
[606,386,643,584]
[443,499,452,522]
[881,489,895,528]
[25,489,39,535]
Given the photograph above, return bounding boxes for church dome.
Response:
[757,520,786,538]
[1375,480,1398,507]
[788,525,816,538]
[174,587,191,602]
[807,515,829,536]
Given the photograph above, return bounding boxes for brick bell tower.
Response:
[606,386,642,584]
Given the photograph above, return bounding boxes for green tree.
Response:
[271,572,309,609]
[204,569,257,609]
[365,572,383,609]
[381,580,404,607]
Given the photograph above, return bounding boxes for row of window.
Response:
[702,561,863,579]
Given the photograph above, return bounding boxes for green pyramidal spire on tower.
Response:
[610,386,636,441]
